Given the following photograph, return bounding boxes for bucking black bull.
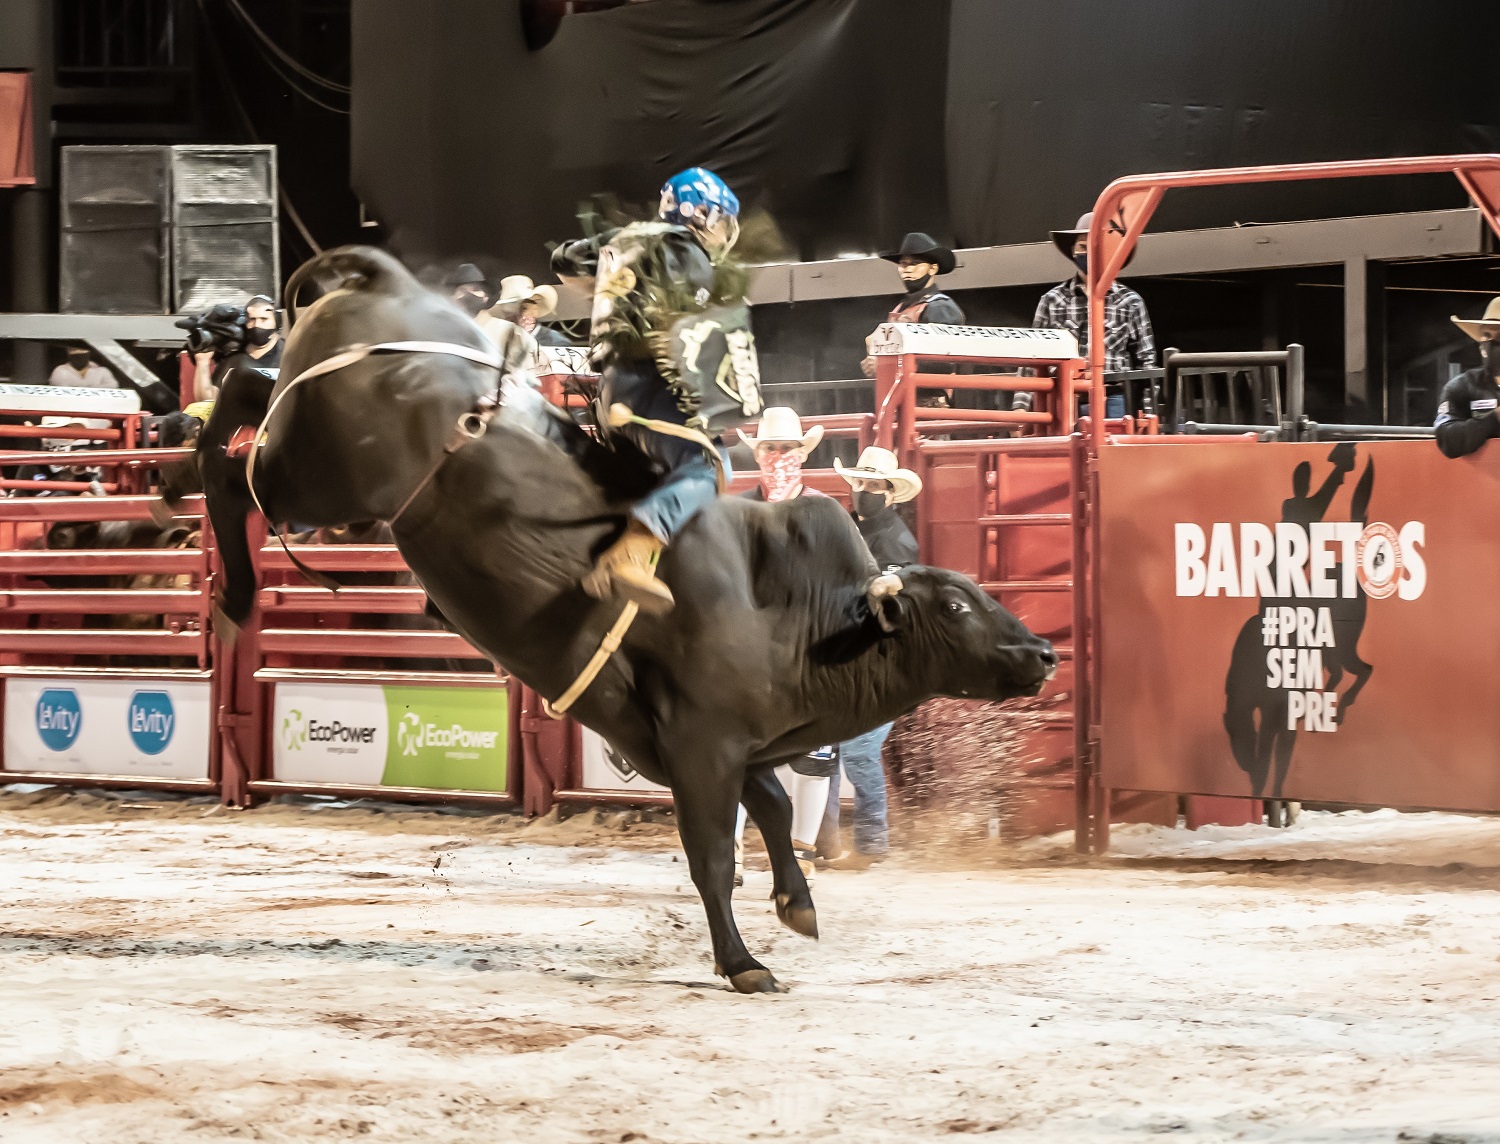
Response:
[178,247,1056,993]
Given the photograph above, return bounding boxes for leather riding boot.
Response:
[582,520,675,615]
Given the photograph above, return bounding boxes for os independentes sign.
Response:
[273,682,508,792]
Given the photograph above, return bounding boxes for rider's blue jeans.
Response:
[603,359,723,544]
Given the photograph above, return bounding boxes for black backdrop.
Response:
[353,0,1500,276]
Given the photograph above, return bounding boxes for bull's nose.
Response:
[1038,645,1059,680]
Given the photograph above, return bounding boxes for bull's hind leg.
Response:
[669,764,786,994]
[740,766,818,939]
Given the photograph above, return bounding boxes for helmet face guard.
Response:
[659,167,740,253]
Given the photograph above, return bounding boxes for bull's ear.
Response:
[865,573,908,634]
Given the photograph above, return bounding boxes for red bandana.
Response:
[758,451,804,502]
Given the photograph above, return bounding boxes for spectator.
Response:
[1033,212,1156,419]
[491,275,572,347]
[48,347,116,389]
[861,232,965,380]
[819,446,923,869]
[193,295,281,403]
[732,408,837,884]
[447,263,491,317]
[1435,297,1500,458]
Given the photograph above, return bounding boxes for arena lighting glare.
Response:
[520,0,660,50]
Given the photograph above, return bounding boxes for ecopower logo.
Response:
[396,709,500,760]
[280,707,378,755]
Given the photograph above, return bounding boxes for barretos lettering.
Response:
[1174,520,1426,602]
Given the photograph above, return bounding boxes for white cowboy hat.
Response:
[494,275,558,316]
[834,445,923,504]
[1452,296,1500,341]
[736,407,824,453]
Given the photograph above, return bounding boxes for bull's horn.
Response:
[868,573,904,598]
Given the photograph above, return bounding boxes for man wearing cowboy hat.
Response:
[816,445,923,868]
[1436,297,1500,458]
[1031,212,1156,418]
[737,406,826,502]
[489,275,572,347]
[446,263,491,318]
[860,232,965,379]
[732,407,838,884]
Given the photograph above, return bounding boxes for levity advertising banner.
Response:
[3,677,211,779]
[1099,439,1500,812]
[273,682,508,793]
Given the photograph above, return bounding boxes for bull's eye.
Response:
[945,599,970,614]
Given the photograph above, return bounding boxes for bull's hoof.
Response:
[728,968,786,995]
[150,498,177,528]
[212,605,241,648]
[775,893,819,940]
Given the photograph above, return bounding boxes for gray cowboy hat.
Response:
[445,262,487,288]
[1049,211,1137,268]
[879,232,956,276]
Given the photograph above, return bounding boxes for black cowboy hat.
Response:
[879,232,956,276]
[445,262,487,288]
[1049,211,1137,268]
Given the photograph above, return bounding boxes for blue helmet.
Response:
[658,167,740,231]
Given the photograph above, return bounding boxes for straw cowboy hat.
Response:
[1452,297,1500,341]
[879,232,956,276]
[834,445,923,504]
[494,274,558,316]
[736,406,824,453]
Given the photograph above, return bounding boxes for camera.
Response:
[174,302,248,358]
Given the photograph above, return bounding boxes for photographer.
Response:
[191,295,282,404]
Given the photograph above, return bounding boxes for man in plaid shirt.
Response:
[1035,212,1157,384]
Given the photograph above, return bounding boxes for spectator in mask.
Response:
[1436,297,1500,458]
[818,446,923,868]
[490,275,572,347]
[49,347,116,388]
[732,408,837,885]
[447,263,491,318]
[860,232,964,380]
[193,295,282,403]
[1032,212,1156,419]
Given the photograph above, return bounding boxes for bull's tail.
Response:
[284,245,419,324]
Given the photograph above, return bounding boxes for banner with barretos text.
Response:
[1099,439,1500,812]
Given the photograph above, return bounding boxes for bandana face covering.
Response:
[758,449,804,502]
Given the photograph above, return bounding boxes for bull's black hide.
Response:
[187,246,1055,993]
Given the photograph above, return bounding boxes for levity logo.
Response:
[396,710,500,758]
[35,688,82,751]
[127,690,175,755]
[1175,520,1426,602]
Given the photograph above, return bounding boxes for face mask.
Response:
[1073,251,1088,277]
[853,490,890,518]
[67,354,90,370]
[900,272,934,295]
[246,326,276,348]
[456,290,487,317]
[757,450,804,502]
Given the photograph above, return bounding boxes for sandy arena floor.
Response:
[2,789,1500,1143]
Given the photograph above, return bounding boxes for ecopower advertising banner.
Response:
[1100,440,1500,813]
[272,682,508,793]
[3,677,211,779]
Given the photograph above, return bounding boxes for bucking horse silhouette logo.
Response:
[1223,442,1376,797]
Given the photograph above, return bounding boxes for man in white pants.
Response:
[733,408,835,885]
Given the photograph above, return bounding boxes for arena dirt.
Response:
[3,789,1500,1143]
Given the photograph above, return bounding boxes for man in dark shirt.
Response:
[1435,298,1500,458]
[860,233,965,379]
[192,295,282,403]
[821,446,923,868]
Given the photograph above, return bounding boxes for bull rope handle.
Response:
[606,403,727,491]
[542,550,660,719]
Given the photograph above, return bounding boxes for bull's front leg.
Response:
[739,765,817,940]
[668,756,786,994]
